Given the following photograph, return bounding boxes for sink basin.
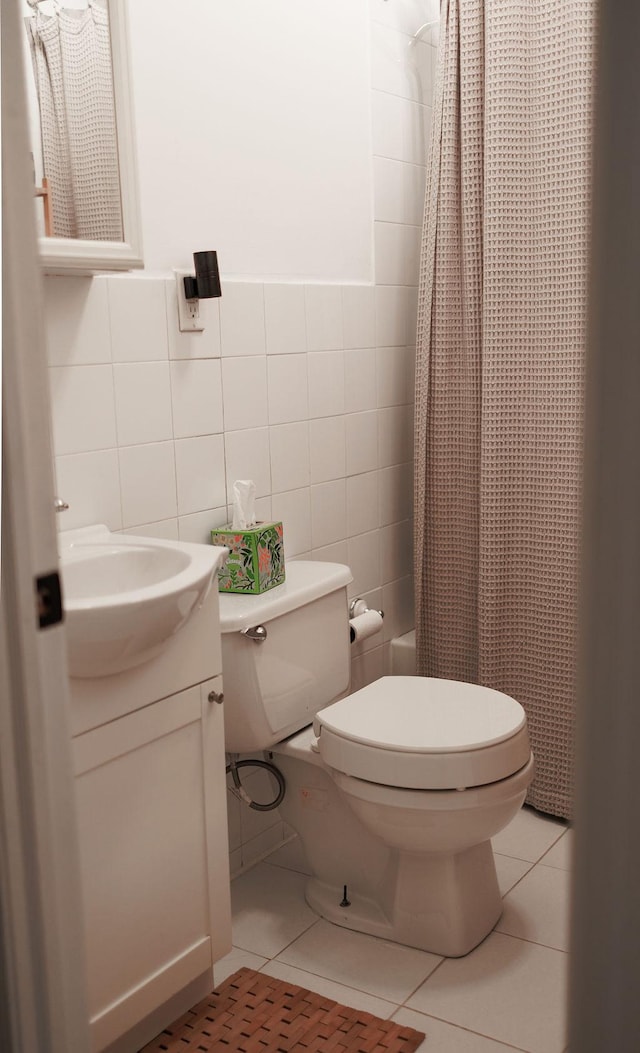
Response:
[58,525,228,679]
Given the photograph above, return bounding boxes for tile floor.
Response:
[216,805,572,1053]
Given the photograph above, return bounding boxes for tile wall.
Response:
[44,0,438,873]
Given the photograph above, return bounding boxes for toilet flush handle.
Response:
[241,624,268,643]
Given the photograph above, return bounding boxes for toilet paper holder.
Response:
[349,598,384,644]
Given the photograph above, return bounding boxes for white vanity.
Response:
[60,527,231,1053]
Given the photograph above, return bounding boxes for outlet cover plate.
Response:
[174,270,204,332]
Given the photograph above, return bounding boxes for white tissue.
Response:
[231,479,257,530]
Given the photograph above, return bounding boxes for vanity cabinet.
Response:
[72,675,230,1053]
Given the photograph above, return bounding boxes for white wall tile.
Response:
[178,506,228,544]
[371,23,432,105]
[222,357,268,431]
[54,450,122,531]
[374,222,421,286]
[372,89,404,162]
[43,276,111,366]
[304,285,343,351]
[405,344,417,402]
[254,496,273,524]
[170,359,224,438]
[381,519,413,583]
[345,348,377,413]
[378,405,413,467]
[113,362,173,446]
[49,365,117,455]
[372,90,427,166]
[309,416,346,484]
[345,411,379,476]
[373,157,405,224]
[369,0,436,38]
[404,163,427,227]
[379,462,413,526]
[264,284,307,354]
[119,442,177,527]
[347,472,379,536]
[423,104,433,159]
[267,354,308,425]
[310,479,347,549]
[351,645,385,693]
[225,427,271,499]
[220,282,266,357]
[382,575,414,643]
[175,434,226,515]
[123,520,180,541]
[307,352,345,418]
[406,286,419,346]
[376,346,410,407]
[375,285,408,347]
[312,541,349,564]
[342,286,376,349]
[374,155,425,226]
[271,488,312,558]
[165,279,221,359]
[108,276,169,362]
[270,422,310,493]
[347,530,382,598]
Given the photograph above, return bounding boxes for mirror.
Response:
[22,0,143,273]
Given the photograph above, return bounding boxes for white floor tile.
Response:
[407,931,567,1053]
[277,919,442,1004]
[214,947,267,986]
[260,958,398,1020]
[496,864,570,952]
[392,1007,520,1052]
[540,829,573,871]
[492,806,567,863]
[494,853,534,897]
[266,835,312,876]
[231,862,318,958]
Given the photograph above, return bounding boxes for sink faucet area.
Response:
[58,525,228,679]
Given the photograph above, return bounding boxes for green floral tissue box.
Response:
[211,522,285,594]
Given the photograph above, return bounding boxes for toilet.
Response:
[219,561,534,958]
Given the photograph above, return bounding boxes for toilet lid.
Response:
[314,677,531,789]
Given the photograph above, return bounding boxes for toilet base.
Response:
[305,839,502,958]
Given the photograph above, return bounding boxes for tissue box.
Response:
[211,522,285,594]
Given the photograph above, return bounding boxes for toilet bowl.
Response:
[218,561,534,957]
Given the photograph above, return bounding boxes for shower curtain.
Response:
[414,0,596,819]
[27,0,123,240]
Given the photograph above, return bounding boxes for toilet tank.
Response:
[218,562,352,754]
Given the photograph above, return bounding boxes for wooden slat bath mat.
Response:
[140,967,425,1053]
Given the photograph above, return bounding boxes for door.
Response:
[0,0,90,1048]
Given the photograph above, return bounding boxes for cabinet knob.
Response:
[208,690,224,705]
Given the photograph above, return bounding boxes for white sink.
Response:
[58,525,228,679]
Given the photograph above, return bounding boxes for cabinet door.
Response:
[73,678,231,1052]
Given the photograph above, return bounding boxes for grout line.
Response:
[259,955,401,1012]
[391,1006,531,1053]
[401,955,447,1004]
[492,925,570,956]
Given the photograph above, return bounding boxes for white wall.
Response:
[127,0,373,280]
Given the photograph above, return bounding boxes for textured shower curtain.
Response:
[414,0,595,818]
[27,0,123,240]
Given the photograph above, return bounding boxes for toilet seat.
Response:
[313,676,531,790]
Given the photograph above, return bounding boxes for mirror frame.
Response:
[38,0,143,274]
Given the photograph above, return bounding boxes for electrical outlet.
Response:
[174,270,205,332]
